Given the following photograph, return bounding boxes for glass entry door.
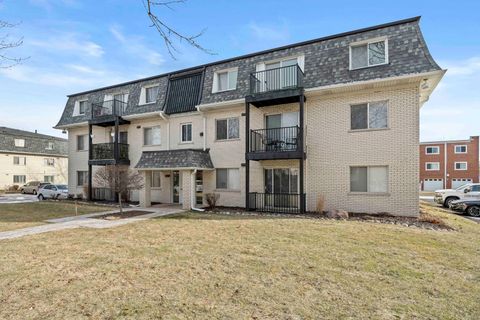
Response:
[264,168,299,208]
[172,171,181,204]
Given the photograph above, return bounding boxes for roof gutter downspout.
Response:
[159,111,170,150]
[196,106,207,151]
[191,168,204,212]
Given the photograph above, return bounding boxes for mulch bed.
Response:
[94,211,154,220]
[204,207,454,231]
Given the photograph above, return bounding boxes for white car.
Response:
[434,183,480,207]
[37,184,69,200]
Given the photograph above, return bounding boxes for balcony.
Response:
[89,143,130,165]
[248,193,305,214]
[247,126,304,160]
[247,64,304,107]
[90,100,130,126]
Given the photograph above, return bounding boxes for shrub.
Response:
[75,193,84,200]
[67,194,74,200]
[205,193,220,209]
[8,185,19,191]
[316,194,325,214]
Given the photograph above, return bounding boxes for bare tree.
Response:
[93,165,144,214]
[142,0,214,59]
[0,19,27,68]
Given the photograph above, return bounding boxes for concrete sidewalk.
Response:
[0,206,183,240]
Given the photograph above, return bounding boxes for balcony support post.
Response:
[88,123,93,201]
[245,101,250,211]
[114,117,119,164]
[299,93,305,214]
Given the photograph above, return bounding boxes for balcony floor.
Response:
[246,88,304,107]
[246,150,305,161]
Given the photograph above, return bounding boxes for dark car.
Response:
[449,199,480,217]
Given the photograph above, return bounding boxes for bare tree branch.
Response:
[0,18,28,68]
[142,0,214,59]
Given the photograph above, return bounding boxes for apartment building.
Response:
[55,17,444,216]
[0,127,68,188]
[420,136,479,191]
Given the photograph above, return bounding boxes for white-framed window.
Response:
[140,85,160,105]
[180,123,192,143]
[425,162,440,171]
[350,166,388,193]
[455,162,468,170]
[216,117,239,140]
[113,93,128,103]
[425,146,440,154]
[44,158,55,167]
[77,171,88,186]
[44,175,55,183]
[13,156,26,166]
[79,100,88,115]
[454,145,467,154]
[216,168,240,190]
[77,135,87,151]
[144,126,161,146]
[14,138,25,147]
[351,101,388,130]
[46,141,54,150]
[13,175,26,184]
[350,37,388,70]
[152,171,161,188]
[212,68,238,93]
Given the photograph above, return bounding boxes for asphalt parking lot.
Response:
[0,194,39,204]
[420,195,480,223]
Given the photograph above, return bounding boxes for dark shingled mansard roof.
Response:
[135,149,214,169]
[56,16,442,128]
[0,127,68,156]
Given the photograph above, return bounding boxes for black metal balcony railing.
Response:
[250,126,300,153]
[91,100,127,119]
[250,64,304,95]
[248,193,305,214]
[91,143,129,161]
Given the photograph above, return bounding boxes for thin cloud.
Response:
[442,57,480,76]
[109,25,165,66]
[248,21,290,42]
[0,65,124,88]
[30,34,104,58]
[420,56,480,141]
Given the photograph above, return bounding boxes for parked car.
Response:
[434,183,480,207]
[20,181,51,195]
[37,184,69,200]
[449,199,480,217]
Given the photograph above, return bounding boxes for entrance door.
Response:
[172,171,182,204]
[264,168,299,208]
[265,112,299,151]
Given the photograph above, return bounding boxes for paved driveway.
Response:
[0,193,38,204]
[420,196,480,223]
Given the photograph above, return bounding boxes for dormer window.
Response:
[14,139,25,147]
[145,86,159,104]
[213,68,238,93]
[350,38,388,70]
[46,142,54,150]
[79,100,87,115]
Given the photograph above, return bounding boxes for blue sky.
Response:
[0,0,479,140]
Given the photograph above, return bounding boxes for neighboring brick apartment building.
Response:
[55,17,444,216]
[0,127,68,189]
[420,136,480,191]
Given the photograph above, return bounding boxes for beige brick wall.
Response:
[65,82,420,216]
[305,83,420,216]
[0,152,68,189]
